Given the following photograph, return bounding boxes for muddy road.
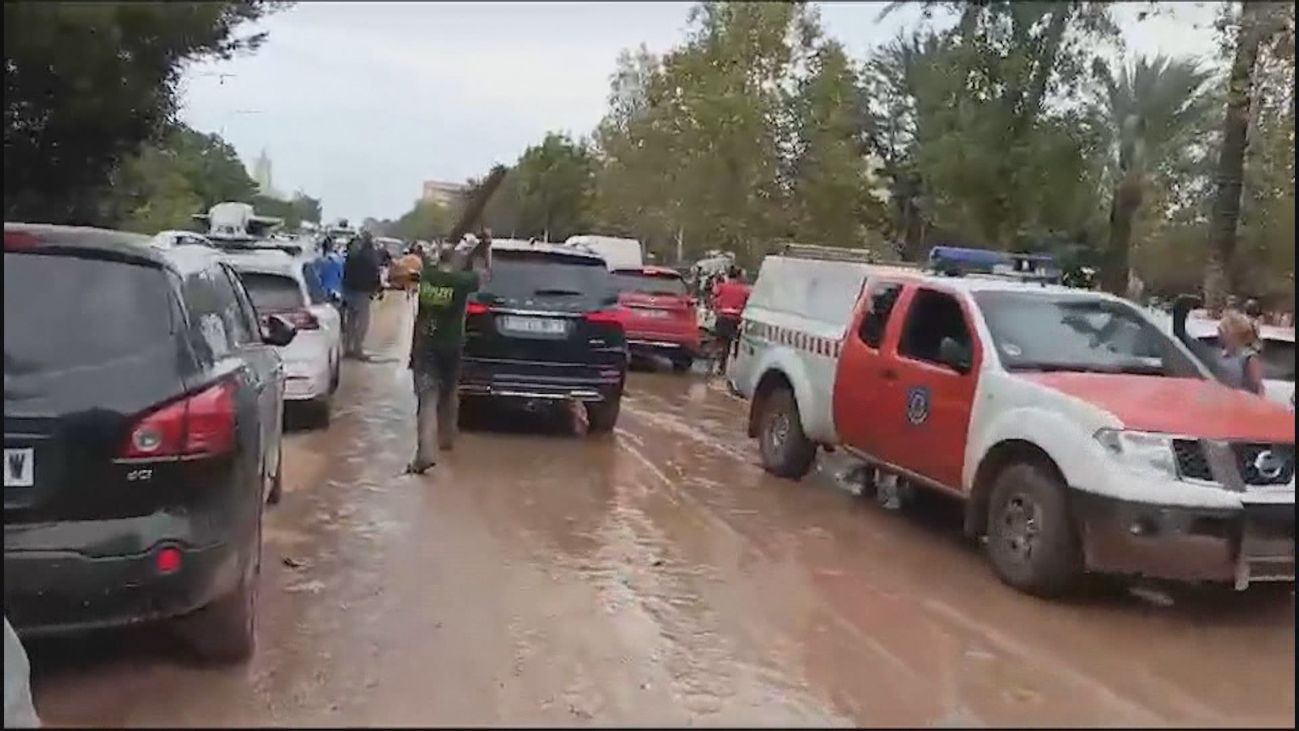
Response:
[27,296,1296,727]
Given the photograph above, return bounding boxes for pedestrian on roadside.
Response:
[1218,311,1266,396]
[1172,297,1264,396]
[711,265,750,376]
[341,231,383,359]
[318,240,345,302]
[405,230,493,475]
[392,244,424,301]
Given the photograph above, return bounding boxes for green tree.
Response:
[592,1,817,265]
[1091,56,1214,294]
[393,200,454,241]
[511,133,596,241]
[864,2,1116,257]
[789,41,887,249]
[1204,0,1293,309]
[3,1,286,223]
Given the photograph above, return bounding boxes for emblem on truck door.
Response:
[1253,449,1285,481]
[906,386,930,426]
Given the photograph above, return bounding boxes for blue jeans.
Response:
[342,290,372,355]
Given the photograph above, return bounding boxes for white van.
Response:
[564,235,643,270]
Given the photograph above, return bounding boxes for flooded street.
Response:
[28,297,1295,728]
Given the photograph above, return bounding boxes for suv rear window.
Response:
[613,271,687,297]
[481,251,614,306]
[237,271,305,312]
[3,252,173,376]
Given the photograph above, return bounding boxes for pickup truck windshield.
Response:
[974,291,1203,378]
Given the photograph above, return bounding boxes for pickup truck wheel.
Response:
[585,396,621,434]
[985,462,1080,597]
[306,396,332,428]
[670,354,693,373]
[758,387,816,479]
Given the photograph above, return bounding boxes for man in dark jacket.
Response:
[341,232,383,358]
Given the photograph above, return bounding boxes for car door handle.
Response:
[881,368,898,381]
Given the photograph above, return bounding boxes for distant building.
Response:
[421,179,467,208]
[251,148,280,199]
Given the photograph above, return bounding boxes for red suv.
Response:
[612,266,700,372]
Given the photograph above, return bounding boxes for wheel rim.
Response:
[1000,493,1042,564]
[766,408,791,456]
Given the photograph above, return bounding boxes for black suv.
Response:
[3,223,295,663]
[460,241,628,432]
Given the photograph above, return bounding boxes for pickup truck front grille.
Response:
[1173,439,1296,486]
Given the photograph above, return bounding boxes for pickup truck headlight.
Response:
[1094,429,1179,479]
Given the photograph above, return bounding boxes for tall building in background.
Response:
[251,148,278,198]
[421,180,467,208]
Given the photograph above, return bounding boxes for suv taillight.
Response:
[585,309,625,328]
[119,381,237,460]
[466,301,490,316]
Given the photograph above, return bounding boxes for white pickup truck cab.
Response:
[732,249,1296,596]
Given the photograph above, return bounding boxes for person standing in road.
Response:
[405,230,493,475]
[711,265,751,376]
[341,231,383,359]
[318,239,345,303]
[391,244,424,301]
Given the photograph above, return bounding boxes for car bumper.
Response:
[4,527,241,637]
[283,360,332,401]
[1071,490,1295,588]
[459,356,624,402]
[626,338,698,358]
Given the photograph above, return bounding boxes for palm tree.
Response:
[1093,55,1214,296]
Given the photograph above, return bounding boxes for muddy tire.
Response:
[670,354,693,373]
[306,396,331,429]
[985,462,1080,597]
[182,519,260,664]
[329,357,341,394]
[585,397,621,434]
[266,448,283,506]
[757,386,816,479]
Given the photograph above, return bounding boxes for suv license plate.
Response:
[499,315,567,335]
[4,448,35,487]
[636,308,671,319]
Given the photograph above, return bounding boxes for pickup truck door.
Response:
[832,279,907,457]
[875,286,982,490]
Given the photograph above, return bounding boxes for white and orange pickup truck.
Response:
[731,245,1296,596]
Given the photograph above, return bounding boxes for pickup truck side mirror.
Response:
[938,336,972,374]
[262,314,298,347]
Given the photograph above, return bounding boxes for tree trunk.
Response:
[1101,174,1142,295]
[1205,1,1270,310]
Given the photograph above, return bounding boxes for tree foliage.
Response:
[3,0,286,224]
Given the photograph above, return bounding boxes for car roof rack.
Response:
[779,243,919,268]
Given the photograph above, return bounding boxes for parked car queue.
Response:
[1,226,714,666]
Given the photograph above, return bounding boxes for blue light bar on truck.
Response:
[928,245,1061,283]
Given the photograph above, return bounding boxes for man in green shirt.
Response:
[406,230,493,475]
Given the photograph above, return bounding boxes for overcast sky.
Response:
[178,1,1221,223]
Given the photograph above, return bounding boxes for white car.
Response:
[222,249,342,426]
[1183,316,1295,408]
[1148,309,1297,408]
[151,230,213,248]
